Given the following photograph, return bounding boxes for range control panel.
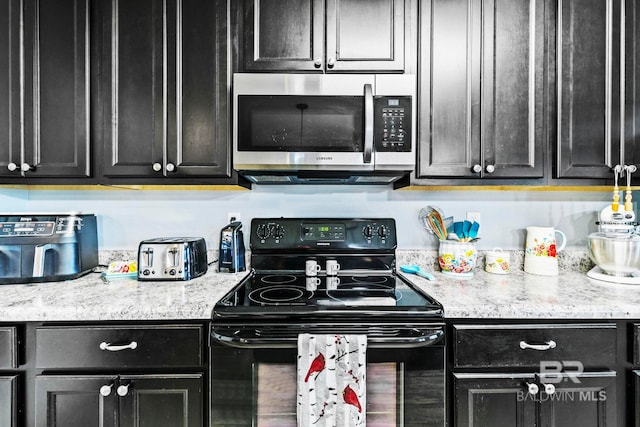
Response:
[250,218,397,251]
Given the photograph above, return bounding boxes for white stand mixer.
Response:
[587,165,640,284]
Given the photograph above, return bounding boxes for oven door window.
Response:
[237,95,364,152]
[211,346,445,427]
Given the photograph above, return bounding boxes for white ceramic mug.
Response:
[326,260,340,276]
[305,259,321,276]
[485,248,510,275]
[305,277,321,291]
[524,226,567,276]
[326,276,340,290]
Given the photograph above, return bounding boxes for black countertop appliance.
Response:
[0,213,98,284]
[218,221,246,273]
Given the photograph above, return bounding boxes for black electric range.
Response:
[212,218,443,323]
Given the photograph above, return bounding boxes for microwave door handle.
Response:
[363,83,374,163]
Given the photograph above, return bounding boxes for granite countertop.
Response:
[1,250,640,322]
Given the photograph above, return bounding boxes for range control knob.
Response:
[363,225,373,238]
[142,269,151,276]
[378,225,388,238]
[256,224,270,239]
[169,269,176,276]
[273,224,284,239]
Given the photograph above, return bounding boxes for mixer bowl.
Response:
[587,232,640,276]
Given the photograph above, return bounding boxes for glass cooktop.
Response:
[213,271,444,320]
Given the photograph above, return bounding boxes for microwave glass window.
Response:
[238,96,364,152]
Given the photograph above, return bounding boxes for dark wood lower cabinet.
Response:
[0,375,18,427]
[35,374,203,427]
[454,371,617,427]
[454,374,537,427]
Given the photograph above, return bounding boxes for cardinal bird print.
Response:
[342,384,362,412]
[298,334,366,426]
[304,352,326,382]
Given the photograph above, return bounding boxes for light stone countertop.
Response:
[1,250,639,322]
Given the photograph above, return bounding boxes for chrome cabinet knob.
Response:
[117,384,130,397]
[21,163,33,172]
[327,57,335,68]
[314,57,322,68]
[152,162,162,172]
[526,382,539,395]
[165,163,175,172]
[7,162,17,172]
[485,164,496,174]
[472,164,482,173]
[99,384,113,397]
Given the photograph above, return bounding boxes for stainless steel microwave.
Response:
[232,73,416,184]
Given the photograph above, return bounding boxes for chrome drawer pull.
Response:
[519,340,556,351]
[99,341,138,352]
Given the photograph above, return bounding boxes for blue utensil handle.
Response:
[416,270,435,281]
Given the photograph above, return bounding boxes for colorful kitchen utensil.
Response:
[467,221,480,240]
[400,265,436,281]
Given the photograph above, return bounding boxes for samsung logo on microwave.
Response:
[316,156,333,161]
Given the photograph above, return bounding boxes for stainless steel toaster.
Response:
[137,237,208,281]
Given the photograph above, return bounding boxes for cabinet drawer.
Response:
[35,324,204,369]
[453,324,616,369]
[631,324,640,364]
[0,327,18,368]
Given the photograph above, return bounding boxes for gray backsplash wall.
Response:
[0,187,623,252]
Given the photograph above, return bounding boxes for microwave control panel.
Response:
[374,96,412,152]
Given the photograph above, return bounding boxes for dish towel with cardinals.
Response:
[297,334,366,427]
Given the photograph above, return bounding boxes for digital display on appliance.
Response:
[301,223,345,241]
[388,99,400,106]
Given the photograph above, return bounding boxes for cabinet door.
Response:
[555,0,622,178]
[481,0,544,178]
[539,373,616,427]
[165,0,230,177]
[22,0,91,178]
[454,373,537,427]
[35,375,118,427]
[417,0,481,178]
[634,370,640,426]
[0,375,18,427]
[241,0,324,72]
[118,374,203,427]
[102,0,230,179]
[325,0,405,72]
[0,0,21,178]
[0,0,90,179]
[418,0,543,179]
[101,0,164,178]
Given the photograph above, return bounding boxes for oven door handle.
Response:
[363,83,374,164]
[211,327,444,349]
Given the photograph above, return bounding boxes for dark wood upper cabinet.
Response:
[417,0,544,179]
[0,0,21,178]
[101,0,230,180]
[238,0,408,73]
[0,0,90,180]
[553,0,622,179]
